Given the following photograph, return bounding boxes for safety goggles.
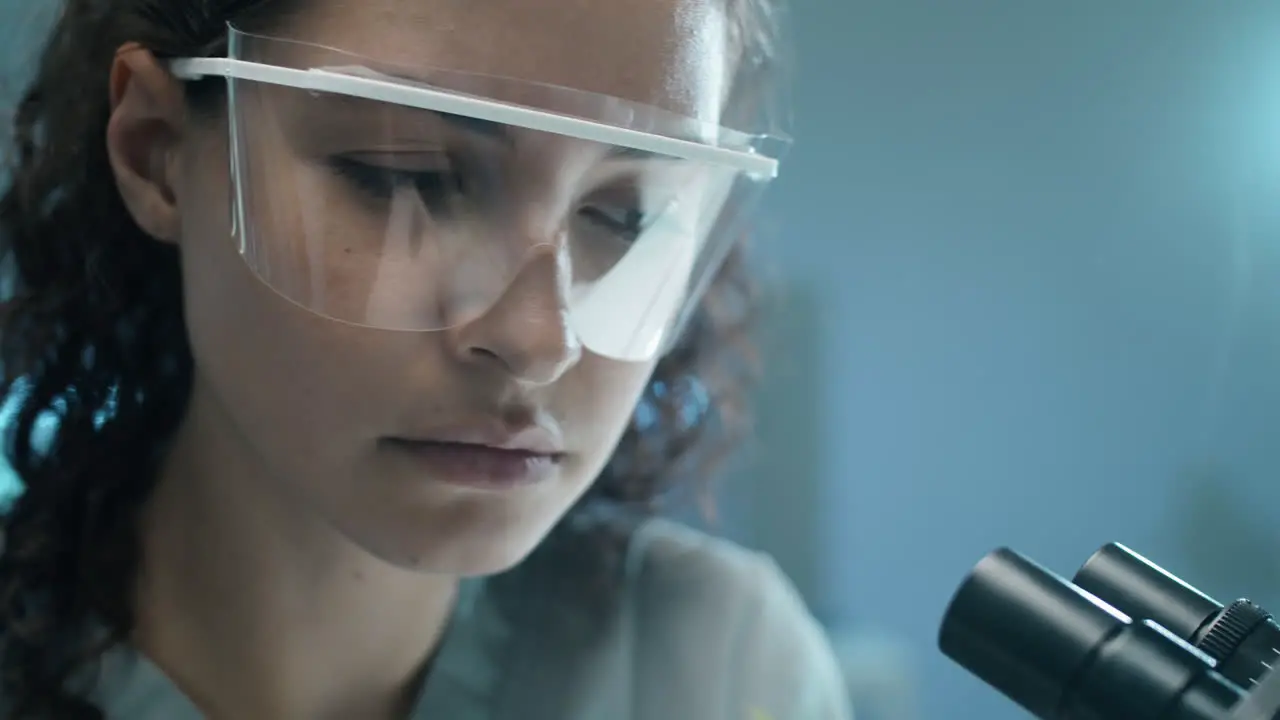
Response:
[170,25,789,362]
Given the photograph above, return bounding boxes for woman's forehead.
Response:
[273,0,732,120]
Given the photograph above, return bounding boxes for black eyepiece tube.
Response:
[1075,543,1280,690]
[939,548,1246,720]
[1074,544,1221,643]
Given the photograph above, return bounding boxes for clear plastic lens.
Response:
[206,26,786,361]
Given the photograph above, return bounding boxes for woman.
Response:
[0,0,849,718]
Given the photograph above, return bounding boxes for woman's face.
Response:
[168,0,732,574]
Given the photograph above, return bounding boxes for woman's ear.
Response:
[105,43,188,244]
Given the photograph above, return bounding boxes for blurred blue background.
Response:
[6,2,1280,718]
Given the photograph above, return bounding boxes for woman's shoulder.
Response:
[619,518,853,719]
[624,516,794,615]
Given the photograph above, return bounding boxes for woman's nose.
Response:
[445,245,582,386]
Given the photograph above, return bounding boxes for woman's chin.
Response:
[336,506,560,578]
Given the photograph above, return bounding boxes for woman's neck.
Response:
[132,385,457,720]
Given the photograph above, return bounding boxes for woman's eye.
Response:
[580,204,645,240]
[328,156,462,206]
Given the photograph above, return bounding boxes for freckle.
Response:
[351,569,365,581]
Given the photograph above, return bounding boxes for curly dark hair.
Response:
[0,0,786,716]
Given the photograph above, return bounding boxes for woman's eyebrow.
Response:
[303,83,685,161]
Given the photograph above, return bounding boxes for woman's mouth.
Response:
[379,437,560,490]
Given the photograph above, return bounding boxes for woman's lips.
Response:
[380,438,559,490]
